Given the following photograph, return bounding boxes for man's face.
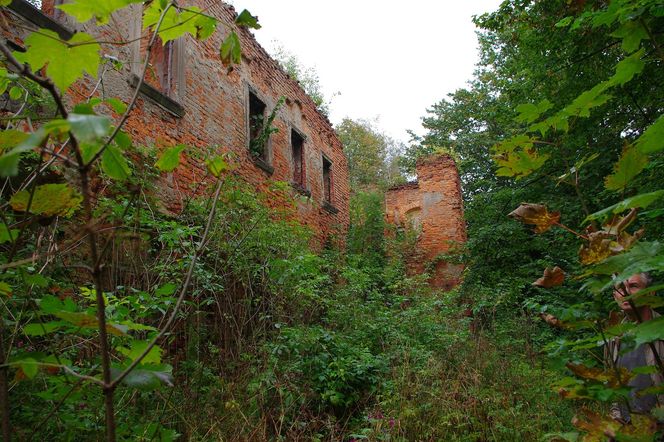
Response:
[613,274,649,312]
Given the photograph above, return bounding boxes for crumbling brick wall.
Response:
[3,0,349,246]
[385,154,466,289]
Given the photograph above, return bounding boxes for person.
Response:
[606,272,664,424]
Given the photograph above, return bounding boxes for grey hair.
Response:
[641,272,653,287]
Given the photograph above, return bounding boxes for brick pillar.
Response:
[385,154,466,289]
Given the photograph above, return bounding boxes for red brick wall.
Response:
[385,154,466,289]
[4,1,349,246]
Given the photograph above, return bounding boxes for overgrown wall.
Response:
[3,0,349,246]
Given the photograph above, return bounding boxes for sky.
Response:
[230,1,503,144]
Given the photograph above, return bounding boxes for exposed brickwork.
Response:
[385,154,466,289]
[4,0,349,246]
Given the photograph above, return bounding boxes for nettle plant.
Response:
[492,1,664,440]
[0,1,260,440]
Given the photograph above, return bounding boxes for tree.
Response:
[415,0,664,438]
[270,43,333,116]
[335,117,405,190]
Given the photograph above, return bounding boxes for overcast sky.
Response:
[230,1,503,144]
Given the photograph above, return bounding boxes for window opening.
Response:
[291,129,305,187]
[323,156,332,203]
[143,35,174,95]
[248,90,267,160]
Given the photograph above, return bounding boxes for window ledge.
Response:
[252,156,274,175]
[322,201,339,214]
[8,0,74,40]
[290,182,311,198]
[129,74,184,118]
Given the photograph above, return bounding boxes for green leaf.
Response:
[155,283,177,296]
[53,311,128,336]
[143,3,217,43]
[112,363,174,390]
[0,0,12,6]
[118,340,163,365]
[9,183,83,217]
[80,142,102,164]
[632,316,664,347]
[635,115,664,154]
[586,190,664,222]
[555,16,573,28]
[15,30,100,92]
[58,0,142,24]
[604,146,648,191]
[23,322,64,336]
[235,9,261,29]
[611,21,649,53]
[101,145,131,181]
[0,129,32,177]
[515,99,552,124]
[39,295,77,314]
[593,241,664,284]
[105,98,127,114]
[8,86,22,100]
[67,113,111,143]
[155,144,185,172]
[0,129,29,155]
[607,49,645,86]
[563,82,612,118]
[205,155,229,177]
[0,282,11,297]
[0,224,19,244]
[184,8,217,40]
[114,130,132,150]
[20,358,39,379]
[220,31,241,66]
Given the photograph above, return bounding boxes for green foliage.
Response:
[271,44,331,116]
[9,183,82,217]
[335,118,405,189]
[249,96,284,158]
[155,144,185,172]
[15,30,100,92]
[57,0,143,25]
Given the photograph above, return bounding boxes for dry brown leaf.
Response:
[572,408,657,441]
[539,313,570,329]
[533,266,565,288]
[566,363,633,388]
[508,203,560,233]
[579,231,616,265]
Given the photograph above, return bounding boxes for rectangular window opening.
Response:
[249,90,267,160]
[291,129,305,187]
[143,34,174,95]
[323,156,332,204]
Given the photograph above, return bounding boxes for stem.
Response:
[78,166,116,441]
[553,221,588,240]
[0,322,10,442]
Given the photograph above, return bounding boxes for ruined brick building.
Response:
[385,154,466,289]
[3,0,349,245]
